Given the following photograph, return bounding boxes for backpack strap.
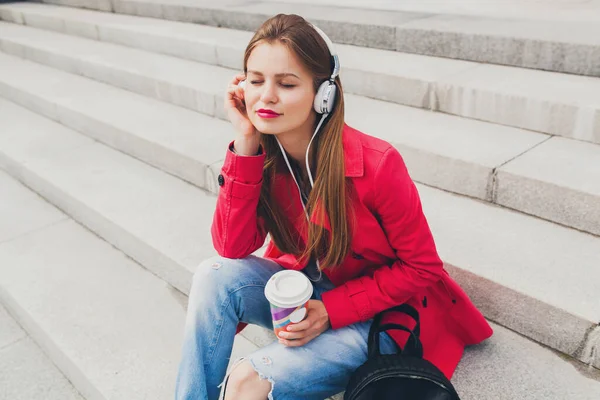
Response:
[368,304,423,359]
[373,303,420,336]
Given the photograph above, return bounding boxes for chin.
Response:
[252,120,288,135]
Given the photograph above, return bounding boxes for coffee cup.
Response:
[264,270,313,338]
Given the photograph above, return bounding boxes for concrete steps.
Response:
[31,0,600,78]
[0,50,541,201]
[0,51,233,192]
[0,171,259,400]
[2,3,600,145]
[0,1,598,397]
[2,143,600,399]
[0,97,598,372]
[1,29,599,236]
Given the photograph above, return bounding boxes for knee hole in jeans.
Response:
[219,358,275,400]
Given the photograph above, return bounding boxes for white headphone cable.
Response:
[274,113,328,282]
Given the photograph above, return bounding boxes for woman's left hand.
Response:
[278,300,331,347]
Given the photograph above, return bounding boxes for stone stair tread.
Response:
[273,0,600,22]
[1,9,600,143]
[453,320,600,399]
[1,172,599,399]
[1,97,598,369]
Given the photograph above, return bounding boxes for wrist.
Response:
[232,138,262,156]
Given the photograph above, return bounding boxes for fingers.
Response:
[225,85,246,118]
[286,319,311,332]
[226,83,245,104]
[278,327,308,341]
[225,73,246,99]
[279,332,319,347]
[231,73,246,85]
[278,317,318,341]
[226,83,243,96]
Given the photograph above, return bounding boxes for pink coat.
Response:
[212,124,493,379]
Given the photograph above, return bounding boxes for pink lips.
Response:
[257,109,281,119]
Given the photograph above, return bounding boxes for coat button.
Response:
[218,174,225,187]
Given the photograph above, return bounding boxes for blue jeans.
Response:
[175,255,398,400]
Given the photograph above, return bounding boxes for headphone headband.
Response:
[308,23,340,81]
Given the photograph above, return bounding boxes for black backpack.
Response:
[344,304,461,400]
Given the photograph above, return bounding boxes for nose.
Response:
[259,81,278,104]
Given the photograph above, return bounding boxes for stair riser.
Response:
[495,172,600,237]
[42,0,113,13]
[435,84,600,145]
[396,28,600,78]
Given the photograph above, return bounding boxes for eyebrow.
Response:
[246,70,300,79]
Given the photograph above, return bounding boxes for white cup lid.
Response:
[264,270,313,308]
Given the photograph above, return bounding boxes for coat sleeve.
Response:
[211,141,268,258]
[320,146,445,330]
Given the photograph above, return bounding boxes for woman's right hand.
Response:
[225,74,259,142]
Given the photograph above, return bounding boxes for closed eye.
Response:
[250,81,296,89]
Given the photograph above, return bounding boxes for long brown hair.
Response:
[244,14,353,271]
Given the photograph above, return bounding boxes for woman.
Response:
[175,13,492,400]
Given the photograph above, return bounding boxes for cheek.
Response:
[283,90,314,117]
[244,91,259,110]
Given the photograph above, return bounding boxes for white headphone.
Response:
[310,23,340,115]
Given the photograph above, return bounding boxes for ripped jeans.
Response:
[174,255,398,400]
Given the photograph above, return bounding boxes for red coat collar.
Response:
[342,124,364,178]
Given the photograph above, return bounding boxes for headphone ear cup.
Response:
[314,80,337,114]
